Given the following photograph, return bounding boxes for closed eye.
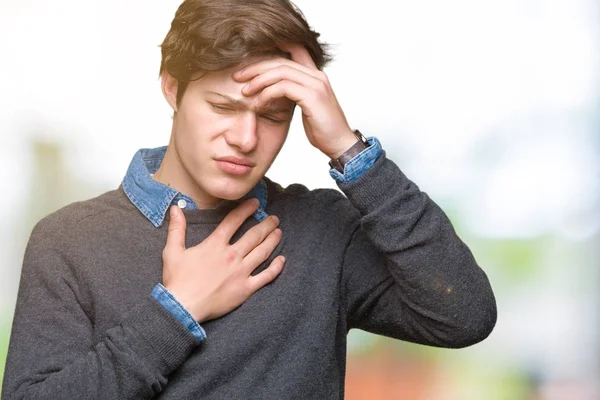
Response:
[259,114,286,124]
[211,104,234,112]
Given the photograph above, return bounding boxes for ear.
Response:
[161,70,179,113]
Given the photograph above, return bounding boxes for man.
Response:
[2,0,497,398]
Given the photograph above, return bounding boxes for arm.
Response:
[232,44,496,347]
[338,151,497,348]
[2,221,200,400]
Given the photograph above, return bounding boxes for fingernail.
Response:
[242,84,249,92]
[250,198,259,206]
[234,69,244,76]
[271,216,280,224]
[170,206,177,218]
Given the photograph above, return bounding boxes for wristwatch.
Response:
[328,129,369,173]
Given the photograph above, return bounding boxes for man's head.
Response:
[157,0,331,207]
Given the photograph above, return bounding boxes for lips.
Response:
[214,156,256,167]
[214,156,255,176]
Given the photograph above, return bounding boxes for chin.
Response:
[208,179,257,201]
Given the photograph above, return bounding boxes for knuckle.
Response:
[269,229,282,244]
[317,80,328,92]
[259,221,273,235]
[261,86,275,98]
[313,89,326,102]
[224,248,238,264]
[267,228,278,240]
[260,249,271,262]
[248,278,264,293]
[265,267,278,281]
[210,229,224,243]
[267,215,279,228]
[233,203,247,215]
[211,228,225,241]
[231,211,245,224]
[246,228,261,244]
[263,229,276,244]
[262,219,275,232]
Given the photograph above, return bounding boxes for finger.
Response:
[233,57,322,82]
[242,227,282,272]
[232,215,280,256]
[212,198,260,241]
[165,205,187,251]
[278,43,318,70]
[254,80,313,113]
[246,256,286,292]
[241,65,324,97]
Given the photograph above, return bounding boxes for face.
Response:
[161,58,295,207]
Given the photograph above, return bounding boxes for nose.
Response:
[225,112,258,153]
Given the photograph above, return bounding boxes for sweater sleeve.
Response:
[337,151,497,348]
[2,221,200,399]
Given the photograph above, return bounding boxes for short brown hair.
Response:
[159,0,332,106]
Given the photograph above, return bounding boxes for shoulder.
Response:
[264,176,360,224]
[21,187,135,279]
[30,186,135,242]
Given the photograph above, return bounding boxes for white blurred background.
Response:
[1,0,599,398]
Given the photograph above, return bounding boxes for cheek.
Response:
[259,128,288,160]
[173,112,210,166]
[177,105,227,145]
[180,105,208,133]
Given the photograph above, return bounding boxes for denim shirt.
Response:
[121,146,270,227]
[121,137,382,342]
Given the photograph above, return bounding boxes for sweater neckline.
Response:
[166,199,241,225]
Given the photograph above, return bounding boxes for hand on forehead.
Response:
[278,43,318,69]
[234,44,318,79]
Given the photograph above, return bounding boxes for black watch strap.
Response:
[328,130,369,173]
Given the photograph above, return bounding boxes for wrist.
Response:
[164,285,208,323]
[151,283,208,341]
[327,132,360,160]
[328,129,369,173]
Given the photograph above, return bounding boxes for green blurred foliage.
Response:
[0,318,10,397]
[471,237,544,283]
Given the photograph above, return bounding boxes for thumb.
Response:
[166,205,186,250]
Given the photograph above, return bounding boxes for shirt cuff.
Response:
[151,283,207,342]
[329,137,383,184]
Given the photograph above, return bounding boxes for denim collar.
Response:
[121,146,268,227]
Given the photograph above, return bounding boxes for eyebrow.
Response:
[206,91,292,114]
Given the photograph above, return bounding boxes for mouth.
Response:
[214,156,255,175]
[215,156,256,167]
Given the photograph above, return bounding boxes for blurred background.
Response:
[1,0,598,398]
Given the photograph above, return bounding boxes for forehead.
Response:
[191,54,282,85]
[188,55,294,109]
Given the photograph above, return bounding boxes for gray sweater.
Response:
[2,153,496,399]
